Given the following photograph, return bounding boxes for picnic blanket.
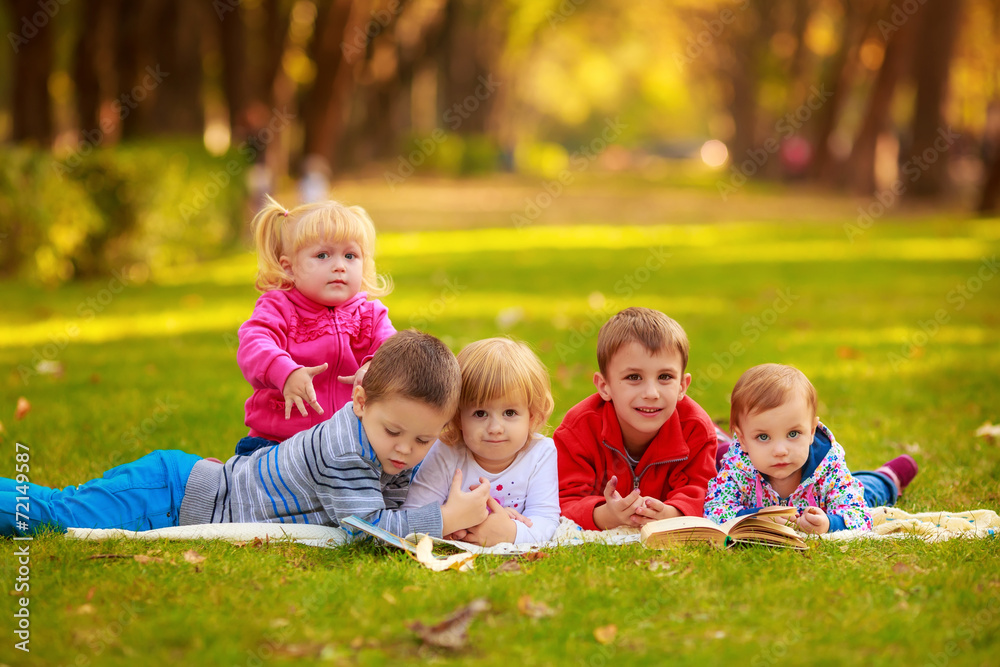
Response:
[65,507,998,553]
[819,507,1000,543]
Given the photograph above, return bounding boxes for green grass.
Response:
[2,174,1000,665]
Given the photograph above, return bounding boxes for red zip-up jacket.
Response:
[554,393,717,529]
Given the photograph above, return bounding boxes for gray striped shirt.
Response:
[178,402,442,539]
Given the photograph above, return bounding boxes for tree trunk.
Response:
[300,0,362,171]
[907,0,963,198]
[8,0,55,146]
[116,1,157,139]
[846,0,920,195]
[810,0,883,183]
[147,0,205,136]
[978,104,1000,214]
[721,0,771,173]
[72,0,105,135]
[217,0,248,141]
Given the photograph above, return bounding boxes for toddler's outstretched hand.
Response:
[441,470,491,536]
[796,506,830,534]
[283,364,329,419]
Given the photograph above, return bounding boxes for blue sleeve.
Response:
[735,506,766,517]
[826,513,847,532]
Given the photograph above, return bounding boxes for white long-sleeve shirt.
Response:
[402,436,560,544]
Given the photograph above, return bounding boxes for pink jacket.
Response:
[237,288,395,442]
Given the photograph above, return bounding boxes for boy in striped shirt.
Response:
[3,331,494,540]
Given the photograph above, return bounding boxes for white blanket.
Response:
[65,507,999,552]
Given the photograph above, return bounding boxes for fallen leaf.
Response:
[76,604,96,615]
[271,643,327,658]
[36,360,64,377]
[14,397,30,420]
[133,554,164,564]
[975,422,1000,439]
[645,559,672,572]
[408,598,490,650]
[85,586,96,602]
[382,592,397,605]
[89,373,101,384]
[350,636,364,650]
[521,551,549,562]
[593,624,617,645]
[517,595,556,619]
[270,618,290,629]
[182,550,206,565]
[490,559,522,575]
[836,346,861,359]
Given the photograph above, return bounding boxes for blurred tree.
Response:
[7,0,55,145]
[809,0,885,183]
[301,0,359,170]
[908,0,963,197]
[845,0,919,195]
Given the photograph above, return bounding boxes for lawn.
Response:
[2,172,999,666]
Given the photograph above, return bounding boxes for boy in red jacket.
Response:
[555,307,718,529]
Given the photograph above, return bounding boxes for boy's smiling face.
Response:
[734,391,818,497]
[594,341,691,455]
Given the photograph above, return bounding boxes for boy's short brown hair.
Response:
[729,363,817,431]
[362,330,460,412]
[440,337,555,446]
[597,307,690,376]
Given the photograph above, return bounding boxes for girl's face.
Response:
[280,238,364,307]
[459,396,533,474]
[733,392,818,498]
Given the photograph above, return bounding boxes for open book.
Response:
[640,506,807,550]
[340,516,481,570]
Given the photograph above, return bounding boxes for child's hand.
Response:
[461,498,518,546]
[441,470,491,535]
[282,364,329,419]
[795,506,830,534]
[500,506,533,527]
[337,361,370,390]
[629,497,682,525]
[593,475,643,530]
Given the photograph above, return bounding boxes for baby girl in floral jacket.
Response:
[705,364,917,534]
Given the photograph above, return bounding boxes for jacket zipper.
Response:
[601,441,687,491]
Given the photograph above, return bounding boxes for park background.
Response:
[1,1,999,665]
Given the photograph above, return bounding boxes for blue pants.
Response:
[0,450,201,537]
[854,470,898,508]
[235,435,279,457]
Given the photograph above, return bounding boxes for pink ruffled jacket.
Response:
[237,288,395,442]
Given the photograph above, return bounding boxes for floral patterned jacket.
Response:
[704,422,872,532]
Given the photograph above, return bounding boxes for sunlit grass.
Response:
[1,180,998,667]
